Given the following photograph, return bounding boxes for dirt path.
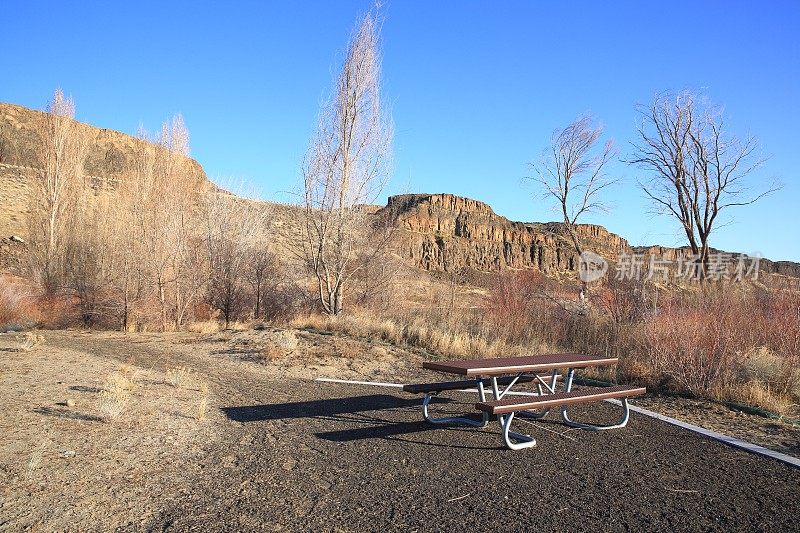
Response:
[1,330,798,531]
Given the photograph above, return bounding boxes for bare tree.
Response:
[246,244,278,319]
[29,89,90,291]
[528,115,615,297]
[629,92,777,278]
[300,10,393,315]
[205,191,270,327]
[124,115,202,330]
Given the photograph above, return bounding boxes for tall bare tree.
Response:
[528,115,615,297]
[29,89,90,291]
[125,115,201,330]
[300,10,393,315]
[629,92,777,278]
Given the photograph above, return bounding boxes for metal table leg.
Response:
[420,378,490,427]
[490,376,536,449]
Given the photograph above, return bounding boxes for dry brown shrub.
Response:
[638,286,800,408]
[480,272,800,412]
[260,345,286,361]
[0,275,40,331]
[35,293,82,329]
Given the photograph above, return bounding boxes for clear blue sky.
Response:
[2,1,798,260]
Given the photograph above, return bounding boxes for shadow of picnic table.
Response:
[221,393,442,422]
[221,393,494,450]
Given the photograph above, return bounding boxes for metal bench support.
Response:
[501,412,537,450]
[559,368,632,431]
[421,380,490,428]
[517,369,559,420]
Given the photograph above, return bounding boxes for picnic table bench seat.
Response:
[402,374,557,394]
[476,385,646,415]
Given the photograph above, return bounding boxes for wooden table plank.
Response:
[422,353,617,376]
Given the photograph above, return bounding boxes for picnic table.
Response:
[404,353,645,450]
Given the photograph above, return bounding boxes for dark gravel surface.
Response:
[150,380,800,532]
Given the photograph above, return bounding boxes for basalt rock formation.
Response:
[380,193,628,274]
[379,193,800,280]
[0,102,212,239]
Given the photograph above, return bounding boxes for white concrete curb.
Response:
[315,377,800,469]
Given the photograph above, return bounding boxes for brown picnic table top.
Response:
[423,353,617,377]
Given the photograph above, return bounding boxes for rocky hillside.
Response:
[0,102,211,238]
[379,193,800,279]
[380,193,626,274]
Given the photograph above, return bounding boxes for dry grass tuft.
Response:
[16,332,45,352]
[728,381,797,416]
[166,366,196,389]
[25,440,48,480]
[197,396,208,421]
[97,372,133,421]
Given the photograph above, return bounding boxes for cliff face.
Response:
[0,102,211,239]
[631,245,800,279]
[380,193,800,280]
[381,193,629,274]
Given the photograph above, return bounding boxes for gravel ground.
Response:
[153,380,800,532]
[1,330,798,532]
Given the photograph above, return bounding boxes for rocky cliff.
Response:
[380,193,628,274]
[1,102,797,282]
[0,102,211,238]
[380,193,800,280]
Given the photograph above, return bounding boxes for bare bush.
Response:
[204,191,271,327]
[0,276,39,331]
